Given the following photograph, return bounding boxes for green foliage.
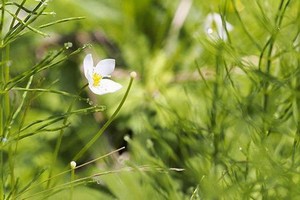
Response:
[0,0,300,199]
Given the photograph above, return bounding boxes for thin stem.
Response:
[46,84,88,189]
[3,44,10,136]
[5,44,87,91]
[220,0,231,44]
[22,165,182,200]
[0,8,9,192]
[73,75,135,161]
[0,152,3,199]
[11,87,89,101]
[69,163,75,200]
[17,147,125,198]
[261,0,291,114]
[4,8,48,37]
[231,0,261,50]
[0,0,5,38]
[9,0,27,30]
[4,0,46,42]
[211,46,222,164]
[39,17,85,29]
[8,75,33,199]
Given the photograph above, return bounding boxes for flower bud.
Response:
[130,71,137,78]
[70,161,77,169]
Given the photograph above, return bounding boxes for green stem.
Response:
[69,165,75,200]
[4,44,10,133]
[211,46,222,164]
[3,45,11,199]
[3,0,46,45]
[0,152,3,199]
[0,0,5,38]
[8,75,33,199]
[6,44,87,91]
[0,32,10,199]
[72,75,135,161]
[8,0,27,30]
[259,0,290,113]
[0,0,5,197]
[46,84,88,189]
[231,0,261,50]
[10,87,89,102]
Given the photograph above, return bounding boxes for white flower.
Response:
[204,13,233,41]
[83,54,122,95]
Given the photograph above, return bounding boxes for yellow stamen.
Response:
[92,73,102,86]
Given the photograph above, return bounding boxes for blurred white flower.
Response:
[83,54,122,95]
[204,13,233,41]
[70,161,77,169]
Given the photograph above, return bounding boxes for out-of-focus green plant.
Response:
[1,0,300,199]
[52,0,299,199]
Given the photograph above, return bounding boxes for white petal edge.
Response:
[225,22,233,32]
[89,79,122,95]
[95,59,115,76]
[83,54,94,79]
[86,72,93,86]
[204,12,233,41]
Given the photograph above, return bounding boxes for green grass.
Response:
[0,0,300,199]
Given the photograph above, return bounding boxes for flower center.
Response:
[92,73,102,87]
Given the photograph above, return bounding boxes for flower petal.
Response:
[86,71,93,86]
[204,12,233,41]
[83,54,94,79]
[89,79,122,95]
[95,59,115,76]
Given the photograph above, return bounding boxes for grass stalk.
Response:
[0,0,5,196]
[46,84,89,189]
[69,161,76,200]
[256,0,291,135]
[8,0,27,30]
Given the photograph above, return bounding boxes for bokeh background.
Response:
[6,0,300,199]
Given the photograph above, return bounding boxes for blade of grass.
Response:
[5,9,49,37]
[39,17,85,29]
